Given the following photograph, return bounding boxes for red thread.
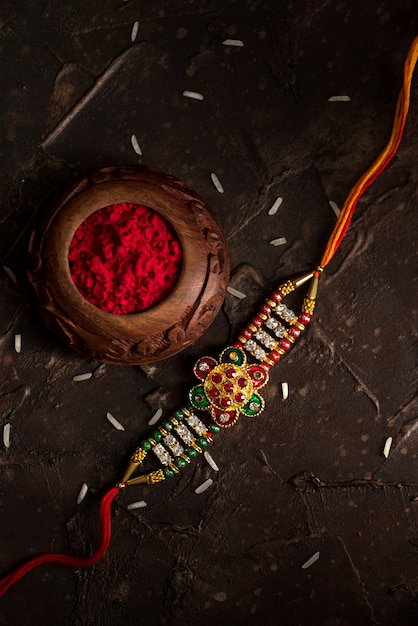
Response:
[69,203,183,315]
[0,486,119,597]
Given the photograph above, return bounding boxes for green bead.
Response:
[208,423,220,434]
[173,409,184,420]
[140,439,152,452]
[197,436,209,449]
[162,420,173,431]
[151,430,162,442]
[175,457,187,470]
[186,447,198,459]
[163,467,176,479]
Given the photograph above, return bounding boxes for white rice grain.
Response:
[222,39,244,47]
[131,20,139,42]
[227,286,246,299]
[328,95,351,102]
[268,197,283,216]
[3,266,17,284]
[72,372,93,382]
[106,412,125,431]
[131,133,142,155]
[127,500,148,510]
[183,90,204,100]
[383,436,393,458]
[14,334,22,354]
[3,423,11,449]
[195,478,213,494]
[281,382,289,400]
[270,237,287,247]
[302,551,320,569]
[211,173,224,193]
[329,200,341,216]
[77,483,88,504]
[148,407,163,426]
[204,451,220,472]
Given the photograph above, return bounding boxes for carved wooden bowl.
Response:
[28,166,229,365]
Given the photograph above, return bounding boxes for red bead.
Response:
[269,290,283,303]
[234,392,245,403]
[206,431,213,439]
[241,328,253,340]
[223,382,234,394]
[211,372,222,384]
[298,313,311,325]
[225,367,237,379]
[220,396,232,408]
[268,350,281,362]
[279,338,291,351]
[250,316,263,328]
[237,377,248,388]
[234,341,243,348]
[260,303,272,316]
[288,326,301,339]
[208,387,220,398]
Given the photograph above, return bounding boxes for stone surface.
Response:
[0,2,417,625]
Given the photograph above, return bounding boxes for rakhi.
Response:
[0,36,417,597]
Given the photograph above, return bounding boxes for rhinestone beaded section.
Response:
[131,407,220,482]
[236,279,315,367]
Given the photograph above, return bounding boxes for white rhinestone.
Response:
[246,340,256,351]
[176,424,194,445]
[153,444,171,465]
[186,415,206,436]
[254,347,266,360]
[266,318,278,330]
[164,435,176,446]
[275,326,285,338]
[264,336,276,349]
[255,330,267,341]
[199,362,210,372]
[219,413,230,423]
[277,303,286,313]
[283,309,295,322]
[249,402,259,411]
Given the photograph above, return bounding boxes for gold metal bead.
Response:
[170,418,179,426]
[277,347,285,355]
[248,324,257,332]
[181,453,191,463]
[168,461,180,473]
[263,357,274,367]
[148,470,165,484]
[238,335,247,344]
[266,299,276,308]
[302,297,316,315]
[159,428,168,437]
[278,280,296,295]
[284,332,295,343]
[293,321,305,331]
[131,448,147,464]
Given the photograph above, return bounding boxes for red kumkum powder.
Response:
[68,203,183,315]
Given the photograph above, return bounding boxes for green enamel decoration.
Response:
[219,346,246,366]
[173,409,185,420]
[189,385,210,409]
[241,393,264,417]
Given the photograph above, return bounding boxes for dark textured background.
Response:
[0,1,417,624]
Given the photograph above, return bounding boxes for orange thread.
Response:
[320,36,418,268]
